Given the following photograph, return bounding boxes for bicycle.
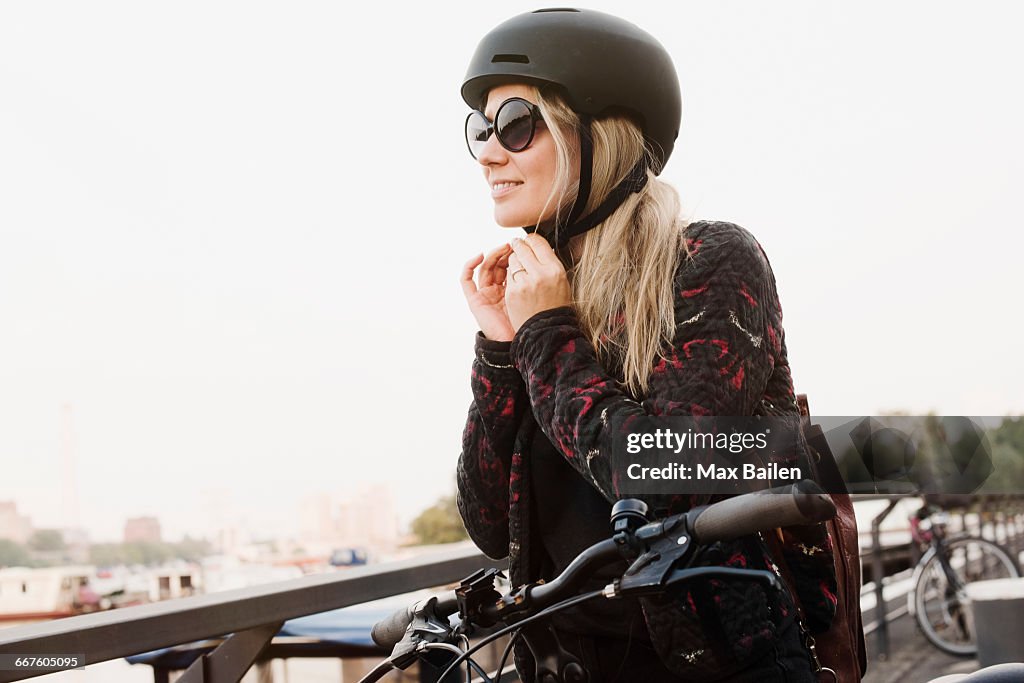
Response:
[906,502,1021,656]
[360,481,838,683]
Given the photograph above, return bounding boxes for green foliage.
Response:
[174,536,214,562]
[88,543,125,567]
[28,529,66,552]
[990,417,1024,450]
[88,538,214,567]
[977,417,1024,494]
[0,539,32,567]
[410,495,469,545]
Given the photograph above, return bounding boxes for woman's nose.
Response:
[475,130,507,167]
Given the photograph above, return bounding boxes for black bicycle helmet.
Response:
[461,7,681,173]
[462,8,682,245]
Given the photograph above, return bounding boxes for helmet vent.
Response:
[491,54,530,64]
[532,8,580,12]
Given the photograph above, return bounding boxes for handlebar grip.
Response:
[690,480,836,545]
[370,605,414,649]
[370,592,460,650]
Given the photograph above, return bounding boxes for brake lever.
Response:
[662,566,782,592]
[612,518,782,598]
[612,521,694,597]
[388,596,457,670]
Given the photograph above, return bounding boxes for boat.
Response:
[0,565,99,621]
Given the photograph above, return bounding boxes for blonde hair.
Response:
[529,86,691,396]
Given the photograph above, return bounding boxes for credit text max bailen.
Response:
[626,462,802,481]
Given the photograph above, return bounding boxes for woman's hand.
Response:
[505,234,572,333]
[461,243,516,342]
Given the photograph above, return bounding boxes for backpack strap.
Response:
[770,393,867,681]
[797,393,811,419]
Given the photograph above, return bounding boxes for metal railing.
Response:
[0,545,503,683]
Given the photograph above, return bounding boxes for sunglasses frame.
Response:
[465,97,543,159]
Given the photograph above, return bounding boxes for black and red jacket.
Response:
[456,220,837,678]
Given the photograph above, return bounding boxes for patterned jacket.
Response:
[456,221,837,679]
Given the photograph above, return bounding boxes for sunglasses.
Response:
[465,97,543,159]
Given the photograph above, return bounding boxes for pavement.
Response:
[861,605,982,683]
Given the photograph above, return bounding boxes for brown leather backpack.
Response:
[764,395,868,682]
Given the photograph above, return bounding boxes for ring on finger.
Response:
[511,268,528,282]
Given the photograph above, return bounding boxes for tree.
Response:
[89,538,213,567]
[89,543,125,567]
[174,536,213,562]
[121,542,174,566]
[410,495,469,545]
[991,417,1024,451]
[28,529,66,553]
[977,417,1024,494]
[0,539,32,567]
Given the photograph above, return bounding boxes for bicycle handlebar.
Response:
[370,481,835,651]
[688,479,835,545]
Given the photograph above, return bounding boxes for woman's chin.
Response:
[493,208,527,228]
[493,207,555,229]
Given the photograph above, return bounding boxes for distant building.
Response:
[200,488,242,554]
[336,484,399,550]
[124,516,162,543]
[0,501,33,544]
[299,493,335,547]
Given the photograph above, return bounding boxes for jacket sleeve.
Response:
[456,333,528,560]
[508,224,777,514]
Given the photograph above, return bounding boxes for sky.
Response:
[1,1,1022,543]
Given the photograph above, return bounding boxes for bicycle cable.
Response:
[436,589,605,682]
[494,629,521,681]
[458,634,472,683]
[421,643,493,683]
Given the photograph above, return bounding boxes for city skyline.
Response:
[0,482,407,547]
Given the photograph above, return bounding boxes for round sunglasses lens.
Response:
[496,99,534,151]
[465,112,490,158]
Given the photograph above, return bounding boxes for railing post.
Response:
[1011,505,1019,557]
[872,497,899,660]
[177,621,283,683]
[255,661,274,683]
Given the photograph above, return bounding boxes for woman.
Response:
[456,9,837,682]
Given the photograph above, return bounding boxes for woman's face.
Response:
[476,84,562,228]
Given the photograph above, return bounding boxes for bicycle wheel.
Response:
[913,536,1020,656]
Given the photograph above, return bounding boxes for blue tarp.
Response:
[125,594,424,668]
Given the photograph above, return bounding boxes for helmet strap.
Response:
[524,116,649,249]
[566,115,595,227]
[552,158,648,248]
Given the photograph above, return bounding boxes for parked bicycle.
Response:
[907,501,1021,656]
[360,481,837,683]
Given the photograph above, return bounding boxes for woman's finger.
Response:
[507,253,532,286]
[479,243,511,288]
[461,253,484,298]
[496,251,511,278]
[509,237,543,273]
[523,233,559,266]
[493,255,510,285]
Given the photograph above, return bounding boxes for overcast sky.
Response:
[1,1,1021,543]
